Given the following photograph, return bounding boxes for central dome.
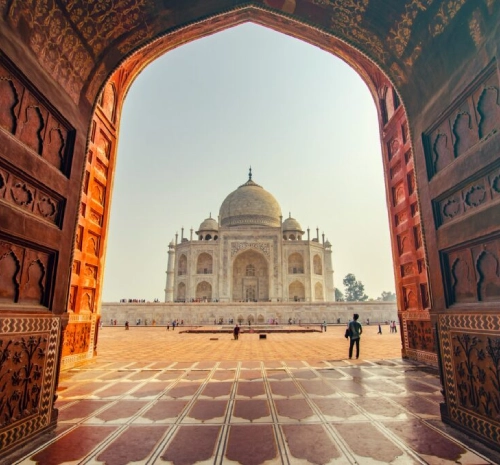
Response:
[219,176,282,228]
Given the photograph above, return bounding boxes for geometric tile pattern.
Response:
[8,326,500,464]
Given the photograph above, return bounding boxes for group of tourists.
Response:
[166,319,184,330]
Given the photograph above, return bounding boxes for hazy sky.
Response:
[102,23,395,302]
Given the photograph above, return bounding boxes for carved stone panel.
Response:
[424,64,499,178]
[86,232,100,257]
[439,314,500,446]
[395,210,408,226]
[0,315,60,454]
[0,240,53,307]
[80,287,96,312]
[390,160,402,179]
[402,285,418,310]
[0,164,63,226]
[0,57,74,176]
[401,311,437,364]
[392,181,405,206]
[407,319,434,352]
[444,236,500,305]
[60,313,97,370]
[0,76,20,133]
[61,321,91,357]
[435,165,500,226]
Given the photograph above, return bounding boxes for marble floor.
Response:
[9,325,500,465]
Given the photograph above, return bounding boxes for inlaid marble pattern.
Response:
[9,358,499,464]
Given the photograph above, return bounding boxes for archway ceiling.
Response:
[1,0,480,105]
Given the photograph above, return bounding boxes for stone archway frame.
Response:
[63,2,427,446]
[77,4,430,363]
[8,1,489,458]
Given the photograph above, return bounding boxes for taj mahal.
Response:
[102,171,397,326]
[164,169,335,303]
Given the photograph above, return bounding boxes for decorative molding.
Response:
[231,241,271,259]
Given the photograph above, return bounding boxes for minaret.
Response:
[164,241,176,302]
[324,239,335,301]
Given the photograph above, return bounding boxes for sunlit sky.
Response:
[102,23,395,302]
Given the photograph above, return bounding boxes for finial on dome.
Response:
[209,212,212,218]
[289,212,291,218]
[248,166,252,181]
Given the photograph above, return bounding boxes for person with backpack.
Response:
[348,313,363,359]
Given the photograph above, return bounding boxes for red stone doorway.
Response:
[67,10,430,369]
[1,1,499,459]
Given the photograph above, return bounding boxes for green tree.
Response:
[335,288,344,302]
[343,273,369,301]
[378,291,396,301]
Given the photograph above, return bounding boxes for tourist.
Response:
[377,324,382,335]
[172,320,176,330]
[233,324,240,340]
[125,321,129,330]
[322,320,327,332]
[348,313,362,359]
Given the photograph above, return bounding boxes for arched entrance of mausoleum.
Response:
[232,249,269,302]
[0,1,499,458]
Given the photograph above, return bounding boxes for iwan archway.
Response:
[0,1,499,458]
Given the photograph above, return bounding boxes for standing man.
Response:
[233,324,240,340]
[348,313,362,359]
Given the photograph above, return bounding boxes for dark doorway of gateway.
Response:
[0,1,499,459]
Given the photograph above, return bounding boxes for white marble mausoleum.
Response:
[164,170,335,303]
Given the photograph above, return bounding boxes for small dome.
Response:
[197,216,219,233]
[282,215,303,232]
[219,173,281,228]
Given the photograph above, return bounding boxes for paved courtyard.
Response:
[10,325,500,464]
